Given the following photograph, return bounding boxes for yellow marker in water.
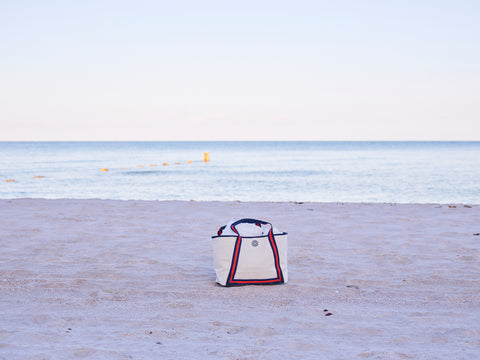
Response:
[186,160,193,164]
[5,179,15,182]
[163,163,169,166]
[101,168,109,172]
[204,152,210,162]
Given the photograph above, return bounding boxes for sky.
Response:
[1,0,479,141]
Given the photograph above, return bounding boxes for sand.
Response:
[1,199,479,359]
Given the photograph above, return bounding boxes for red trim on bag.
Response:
[229,279,282,284]
[228,225,241,284]
[268,230,283,282]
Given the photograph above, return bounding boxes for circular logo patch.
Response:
[251,240,259,247]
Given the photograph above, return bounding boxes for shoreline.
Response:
[1,199,479,359]
[2,197,480,205]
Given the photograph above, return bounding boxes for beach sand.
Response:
[1,199,479,359]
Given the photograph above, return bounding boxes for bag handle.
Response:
[231,218,271,233]
[217,218,270,236]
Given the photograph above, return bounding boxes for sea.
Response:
[1,141,479,204]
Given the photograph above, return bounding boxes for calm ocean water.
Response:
[1,141,479,203]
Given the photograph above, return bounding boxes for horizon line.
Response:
[1,139,479,143]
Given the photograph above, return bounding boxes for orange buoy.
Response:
[174,162,180,165]
[203,152,210,162]
[34,175,45,178]
[137,165,144,168]
[150,164,157,167]
[162,163,169,166]
[101,168,109,172]
[5,179,15,182]
[186,160,193,164]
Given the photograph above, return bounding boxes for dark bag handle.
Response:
[217,218,270,236]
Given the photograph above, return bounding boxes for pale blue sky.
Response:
[1,0,479,140]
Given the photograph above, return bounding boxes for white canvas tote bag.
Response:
[212,218,288,286]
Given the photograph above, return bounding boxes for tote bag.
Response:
[212,218,288,286]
